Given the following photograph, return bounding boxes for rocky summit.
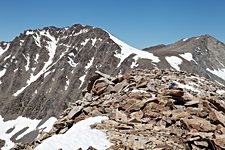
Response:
[14,69,225,150]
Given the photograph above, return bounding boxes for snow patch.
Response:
[38,117,57,132]
[85,57,94,70]
[22,54,30,71]
[81,38,89,46]
[207,68,225,81]
[34,53,39,63]
[91,38,97,46]
[73,29,89,36]
[216,89,225,95]
[0,43,10,56]
[182,38,188,42]
[19,40,24,46]
[79,74,86,88]
[0,115,56,150]
[3,54,11,61]
[165,56,183,71]
[68,57,78,67]
[68,52,75,58]
[180,53,193,61]
[26,30,34,35]
[13,31,58,96]
[35,116,112,150]
[109,33,160,67]
[33,33,41,47]
[65,76,69,90]
[0,68,6,78]
[131,55,139,68]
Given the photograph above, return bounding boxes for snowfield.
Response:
[0,115,56,150]
[35,116,112,150]
[165,56,183,71]
[109,33,160,67]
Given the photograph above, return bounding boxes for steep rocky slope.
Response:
[14,69,225,150]
[0,24,159,121]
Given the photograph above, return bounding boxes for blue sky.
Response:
[0,0,225,49]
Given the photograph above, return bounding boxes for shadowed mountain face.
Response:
[0,24,225,121]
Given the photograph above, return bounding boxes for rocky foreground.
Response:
[14,69,225,150]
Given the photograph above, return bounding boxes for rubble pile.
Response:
[14,69,225,150]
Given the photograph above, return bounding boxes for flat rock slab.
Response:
[67,106,83,119]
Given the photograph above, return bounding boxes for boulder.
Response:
[67,106,83,119]
[164,89,184,97]
[209,109,225,127]
[181,117,216,132]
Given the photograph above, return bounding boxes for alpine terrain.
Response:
[0,24,225,149]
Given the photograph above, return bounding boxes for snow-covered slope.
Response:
[0,115,56,150]
[35,116,112,150]
[109,33,160,67]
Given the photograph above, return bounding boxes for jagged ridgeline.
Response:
[14,69,225,149]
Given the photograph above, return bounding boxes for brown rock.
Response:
[184,100,199,107]
[125,100,146,112]
[129,110,144,122]
[89,109,102,116]
[67,106,83,119]
[114,80,128,93]
[95,71,116,81]
[164,89,184,97]
[115,124,133,130]
[136,78,148,88]
[127,92,143,100]
[216,124,225,133]
[74,114,87,123]
[194,141,208,147]
[105,85,116,93]
[59,127,69,134]
[191,144,201,150]
[87,146,97,150]
[147,83,158,92]
[209,109,225,127]
[214,135,225,149]
[37,132,51,141]
[181,117,216,132]
[120,99,139,110]
[83,107,94,114]
[172,111,190,120]
[208,98,225,113]
[53,121,65,129]
[111,110,128,123]
[93,86,107,95]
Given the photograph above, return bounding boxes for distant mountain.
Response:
[0,24,225,149]
[144,35,225,85]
